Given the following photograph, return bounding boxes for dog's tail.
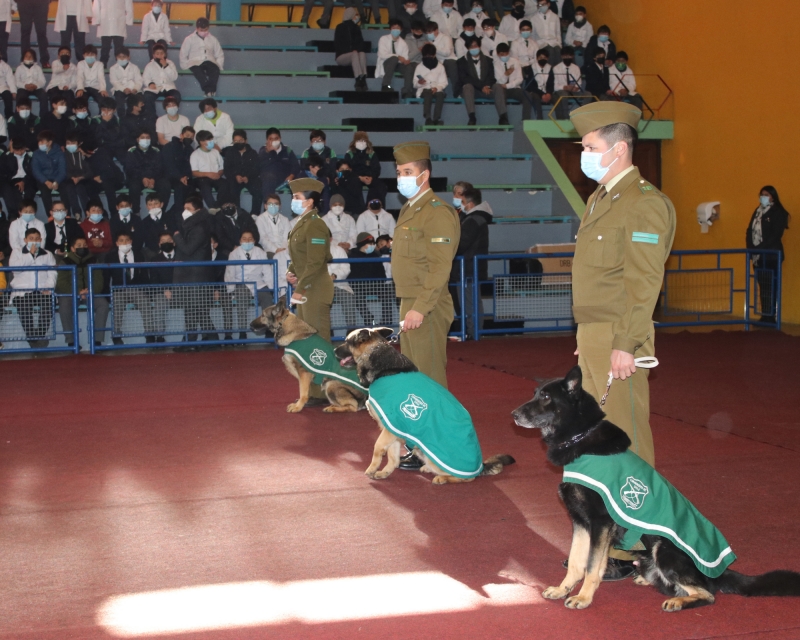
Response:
[716,569,800,597]
[480,454,516,476]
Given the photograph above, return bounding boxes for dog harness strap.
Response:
[284,335,367,392]
[563,451,736,578]
[367,372,484,479]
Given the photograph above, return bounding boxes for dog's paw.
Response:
[542,586,570,600]
[372,470,392,480]
[564,595,592,609]
[432,475,449,485]
[287,402,303,413]
[633,574,651,587]
[661,598,684,612]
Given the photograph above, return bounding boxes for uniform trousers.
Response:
[553,89,592,119]
[301,0,333,25]
[421,89,445,121]
[398,292,454,389]
[19,1,51,65]
[295,279,334,398]
[100,35,125,66]
[60,16,87,60]
[495,85,536,120]
[190,61,220,94]
[336,52,368,78]
[461,83,500,116]
[146,39,168,60]
[60,295,109,344]
[382,56,415,95]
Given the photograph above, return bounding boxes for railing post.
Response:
[459,257,466,341]
[472,255,480,341]
[71,266,80,354]
[776,250,782,331]
[88,265,97,355]
[744,252,751,331]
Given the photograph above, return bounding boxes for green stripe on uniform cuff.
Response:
[632,232,659,244]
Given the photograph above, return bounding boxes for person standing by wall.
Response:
[55,0,93,62]
[20,0,51,69]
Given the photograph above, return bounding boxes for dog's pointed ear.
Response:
[564,366,583,395]
[354,328,372,345]
[276,296,287,312]
[374,327,394,340]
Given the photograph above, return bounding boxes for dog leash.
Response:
[288,295,308,305]
[600,357,659,406]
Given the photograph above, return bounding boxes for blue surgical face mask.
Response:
[27,241,39,251]
[90,213,104,223]
[119,207,132,218]
[76,110,89,119]
[598,34,609,42]
[312,141,325,152]
[426,33,436,41]
[205,140,215,150]
[443,6,452,12]
[53,211,67,222]
[203,110,216,120]
[152,5,161,13]
[500,55,510,63]
[363,244,375,254]
[66,144,78,153]
[469,47,480,57]
[291,199,306,215]
[452,197,462,208]
[267,203,280,215]
[139,138,151,149]
[119,59,129,67]
[241,241,255,252]
[21,213,36,223]
[38,143,48,152]
[760,195,771,207]
[85,56,96,65]
[396,170,427,199]
[390,28,401,37]
[472,6,481,13]
[580,143,619,182]
[521,30,531,38]
[538,4,548,13]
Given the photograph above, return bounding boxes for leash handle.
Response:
[601,357,659,406]
[289,295,308,306]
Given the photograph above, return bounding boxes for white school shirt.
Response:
[256,211,291,254]
[494,55,523,89]
[356,209,396,239]
[92,0,133,38]
[76,60,107,92]
[328,244,353,294]
[179,32,225,70]
[15,63,46,90]
[225,245,274,294]
[609,64,638,95]
[480,30,509,59]
[429,9,462,39]
[469,10,489,37]
[0,1,18,33]
[118,247,135,279]
[47,61,78,91]
[193,111,234,150]
[322,211,357,247]
[190,147,225,173]
[156,114,190,142]
[422,0,441,18]
[140,10,172,43]
[532,61,552,92]
[55,0,92,32]
[531,10,561,47]
[9,247,57,298]
[552,61,581,91]
[511,35,538,67]
[564,20,593,47]
[432,32,456,61]
[109,61,143,93]
[375,34,409,79]
[142,58,178,92]
[412,61,448,97]
[12,152,28,179]
[9,217,47,253]
[0,60,16,93]
[498,15,521,40]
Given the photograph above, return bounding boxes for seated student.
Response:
[213,202,259,255]
[426,22,459,96]
[95,0,134,66]
[609,51,644,111]
[76,45,109,109]
[161,125,195,217]
[0,138,36,220]
[0,53,15,120]
[46,47,79,113]
[125,131,171,215]
[494,42,536,123]
[466,0,490,36]
[68,97,97,149]
[31,130,67,215]
[323,194,358,251]
[331,159,365,216]
[149,231,177,286]
[552,45,590,118]
[376,233,393,278]
[300,156,331,213]
[193,97,234,151]
[255,194,291,269]
[404,21,426,73]
[155,96,189,146]
[39,96,72,147]
[376,20,416,96]
[585,24,616,67]
[109,47,143,119]
[344,131,387,207]
[301,129,337,183]
[62,132,99,220]
[398,0,426,33]
[583,46,613,101]
[80,199,114,256]
[530,0,561,63]
[456,37,498,125]
[430,0,462,39]
[529,47,554,119]
[480,19,508,58]
[564,5,592,67]
[333,8,369,92]
[454,17,479,58]
[499,0,525,39]
[15,50,48,119]
[9,227,57,349]
[223,230,274,341]
[7,100,40,152]
[121,93,156,149]
[258,127,300,196]
[103,230,156,344]
[191,130,227,209]
[8,199,47,252]
[222,129,261,216]
[180,17,224,97]
[357,198,396,238]
[511,20,538,83]
[329,242,356,328]
[413,43,448,125]
[348,232,394,326]
[110,195,138,242]
[143,44,181,124]
[135,192,180,255]
[45,200,85,256]
[56,235,106,349]
[140,0,174,60]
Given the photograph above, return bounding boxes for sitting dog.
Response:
[335,327,515,484]
[512,365,800,611]
[250,298,367,413]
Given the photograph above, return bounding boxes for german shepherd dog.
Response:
[512,366,800,611]
[334,327,515,484]
[250,298,367,413]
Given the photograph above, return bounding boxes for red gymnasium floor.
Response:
[2,331,800,639]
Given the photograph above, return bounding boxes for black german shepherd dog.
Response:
[512,365,800,611]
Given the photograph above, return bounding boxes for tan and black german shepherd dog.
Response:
[250,298,367,413]
[512,366,800,611]
[334,327,515,484]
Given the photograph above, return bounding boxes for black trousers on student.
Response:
[89,148,125,212]
[100,35,125,66]
[15,87,49,118]
[190,61,220,95]
[228,179,263,215]
[146,39,168,60]
[195,177,229,209]
[60,17,87,61]
[3,178,38,218]
[19,0,51,65]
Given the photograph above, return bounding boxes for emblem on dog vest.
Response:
[620,476,649,510]
[309,348,327,366]
[283,335,367,392]
[400,394,427,420]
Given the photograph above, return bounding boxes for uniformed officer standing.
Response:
[391,141,460,390]
[286,177,334,402]
[569,102,676,579]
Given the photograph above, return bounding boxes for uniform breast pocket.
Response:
[582,227,622,268]
[398,229,425,258]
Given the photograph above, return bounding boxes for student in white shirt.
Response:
[499,0,525,40]
[0,55,17,120]
[224,230,274,340]
[454,18,478,59]
[140,0,174,60]
[155,96,190,146]
[530,0,561,63]
[142,43,181,122]
[429,0,461,39]
[564,4,592,67]
[493,42,535,122]
[108,47,142,118]
[9,226,57,348]
[413,44,448,125]
[190,130,228,209]
[511,19,538,83]
[15,51,49,119]
[376,20,415,96]
[255,194,291,290]
[93,0,133,66]
[323,194,357,250]
[466,0,490,37]
[552,45,590,118]
[75,44,109,107]
[179,16,224,97]
[480,18,508,59]
[56,0,93,62]
[357,199,396,239]
[9,199,47,252]
[193,97,234,150]
[425,22,459,95]
[46,47,79,110]
[609,50,644,111]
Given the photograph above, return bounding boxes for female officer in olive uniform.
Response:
[286,178,334,401]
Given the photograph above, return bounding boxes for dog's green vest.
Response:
[564,451,736,578]
[283,335,367,392]
[367,372,484,479]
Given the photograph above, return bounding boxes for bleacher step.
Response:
[319,64,378,78]
[342,117,416,132]
[330,91,399,105]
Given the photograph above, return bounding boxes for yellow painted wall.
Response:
[588,0,797,321]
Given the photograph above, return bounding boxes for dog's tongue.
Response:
[339,356,354,367]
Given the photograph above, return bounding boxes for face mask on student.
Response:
[89,213,104,224]
[38,143,49,152]
[472,6,482,13]
[204,140,215,150]
[267,203,280,215]
[75,247,90,257]
[615,61,627,71]
[85,56,96,65]
[537,58,548,67]
[57,105,68,115]
[203,110,215,120]
[469,47,480,57]
[355,140,367,151]
[119,244,133,254]
[422,57,438,69]
[405,6,416,13]
[119,207,132,218]
[331,205,344,215]
[520,30,532,39]
[182,210,193,220]
[426,33,436,41]
[312,141,325,152]
[241,241,255,252]
[538,4,548,13]
[53,211,67,222]
[166,106,179,116]
[21,213,36,223]
[363,244,375,254]
[499,55,510,63]
[139,139,151,149]
[19,109,31,119]
[598,34,609,42]
[234,142,245,150]
[580,143,619,182]
[452,197,462,208]
[760,195,771,207]
[149,208,163,218]
[442,6,452,13]
[152,5,162,14]
[66,144,78,153]
[60,55,71,64]
[271,139,281,149]
[118,59,129,67]
[464,30,475,37]
[160,242,174,252]
[23,60,34,68]
[27,241,39,252]
[75,110,88,119]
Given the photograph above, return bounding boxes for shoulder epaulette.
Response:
[637,178,655,194]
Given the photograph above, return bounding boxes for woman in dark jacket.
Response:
[746,185,790,323]
[334,8,369,91]
[343,131,387,207]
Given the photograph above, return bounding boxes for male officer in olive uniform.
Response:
[391,140,460,390]
[569,102,676,579]
[286,177,334,403]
